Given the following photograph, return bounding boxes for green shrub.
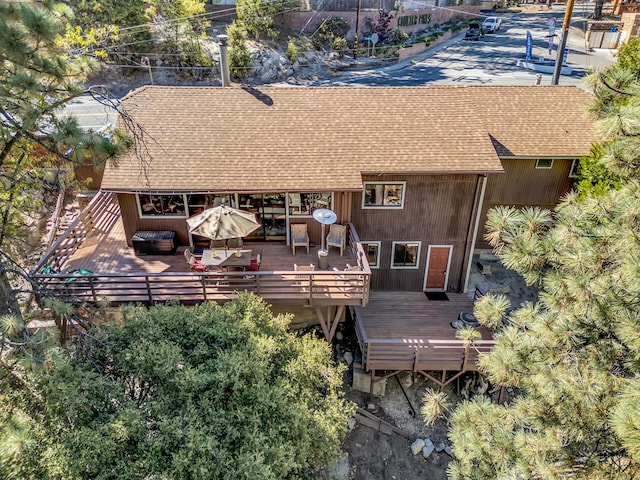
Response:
[286,37,298,62]
[227,21,251,79]
[332,36,348,57]
[392,28,408,44]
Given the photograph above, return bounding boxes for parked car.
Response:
[464,22,484,41]
[482,16,502,33]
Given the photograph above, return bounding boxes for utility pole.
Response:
[354,0,362,59]
[551,0,576,85]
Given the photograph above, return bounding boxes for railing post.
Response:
[145,276,153,305]
[89,277,97,302]
[201,275,207,301]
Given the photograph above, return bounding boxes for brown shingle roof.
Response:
[101,85,594,192]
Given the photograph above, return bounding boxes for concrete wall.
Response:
[278,6,480,38]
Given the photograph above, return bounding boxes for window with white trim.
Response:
[569,159,580,178]
[138,194,186,217]
[391,241,421,269]
[362,182,405,209]
[361,242,381,269]
[535,159,554,169]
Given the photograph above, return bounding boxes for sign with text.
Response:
[397,13,431,27]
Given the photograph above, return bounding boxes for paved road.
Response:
[64,6,615,127]
[60,93,119,130]
[316,6,615,87]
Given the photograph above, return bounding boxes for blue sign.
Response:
[526,31,533,61]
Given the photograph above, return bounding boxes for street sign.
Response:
[370,33,379,45]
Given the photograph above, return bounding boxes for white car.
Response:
[482,16,502,33]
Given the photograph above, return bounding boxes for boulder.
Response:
[343,351,354,366]
[411,438,426,455]
[422,439,435,458]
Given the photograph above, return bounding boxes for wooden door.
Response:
[424,246,452,291]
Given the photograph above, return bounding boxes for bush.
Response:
[332,36,348,58]
[392,28,408,44]
[286,37,298,62]
[313,17,350,49]
[227,21,252,79]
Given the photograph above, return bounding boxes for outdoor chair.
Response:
[332,264,361,293]
[245,251,262,271]
[227,238,243,249]
[294,264,315,290]
[291,224,310,255]
[326,224,346,256]
[184,248,207,272]
[210,239,226,249]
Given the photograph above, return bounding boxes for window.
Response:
[535,159,553,169]
[138,194,186,217]
[361,242,381,269]
[186,194,235,215]
[288,192,333,216]
[362,182,405,209]
[569,159,580,178]
[391,242,421,269]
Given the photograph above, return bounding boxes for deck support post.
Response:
[369,369,375,401]
[314,305,345,342]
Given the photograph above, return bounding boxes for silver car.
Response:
[482,16,502,33]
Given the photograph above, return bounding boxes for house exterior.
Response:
[99,85,594,294]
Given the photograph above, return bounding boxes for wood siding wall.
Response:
[350,174,481,293]
[118,191,354,248]
[476,158,575,249]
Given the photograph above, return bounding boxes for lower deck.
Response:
[352,291,495,389]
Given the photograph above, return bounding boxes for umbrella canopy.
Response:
[186,205,260,241]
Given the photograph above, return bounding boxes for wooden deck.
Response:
[31,192,371,314]
[352,292,496,389]
[64,214,355,275]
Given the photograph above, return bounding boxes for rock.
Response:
[335,331,343,341]
[367,402,376,411]
[422,439,435,458]
[445,445,453,456]
[398,371,413,389]
[343,351,353,366]
[331,455,350,480]
[411,438,426,455]
[434,441,445,452]
[347,417,356,431]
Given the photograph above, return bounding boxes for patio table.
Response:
[200,249,252,269]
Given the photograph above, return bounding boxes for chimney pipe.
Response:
[217,34,231,87]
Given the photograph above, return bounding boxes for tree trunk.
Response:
[0,263,22,319]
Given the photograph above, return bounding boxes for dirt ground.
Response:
[330,256,535,480]
[331,318,459,480]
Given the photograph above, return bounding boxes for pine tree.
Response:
[431,39,640,480]
[0,0,131,317]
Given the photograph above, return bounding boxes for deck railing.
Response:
[351,305,495,374]
[31,194,370,306]
[32,268,369,306]
[31,191,120,275]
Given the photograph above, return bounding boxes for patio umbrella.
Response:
[186,205,260,245]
